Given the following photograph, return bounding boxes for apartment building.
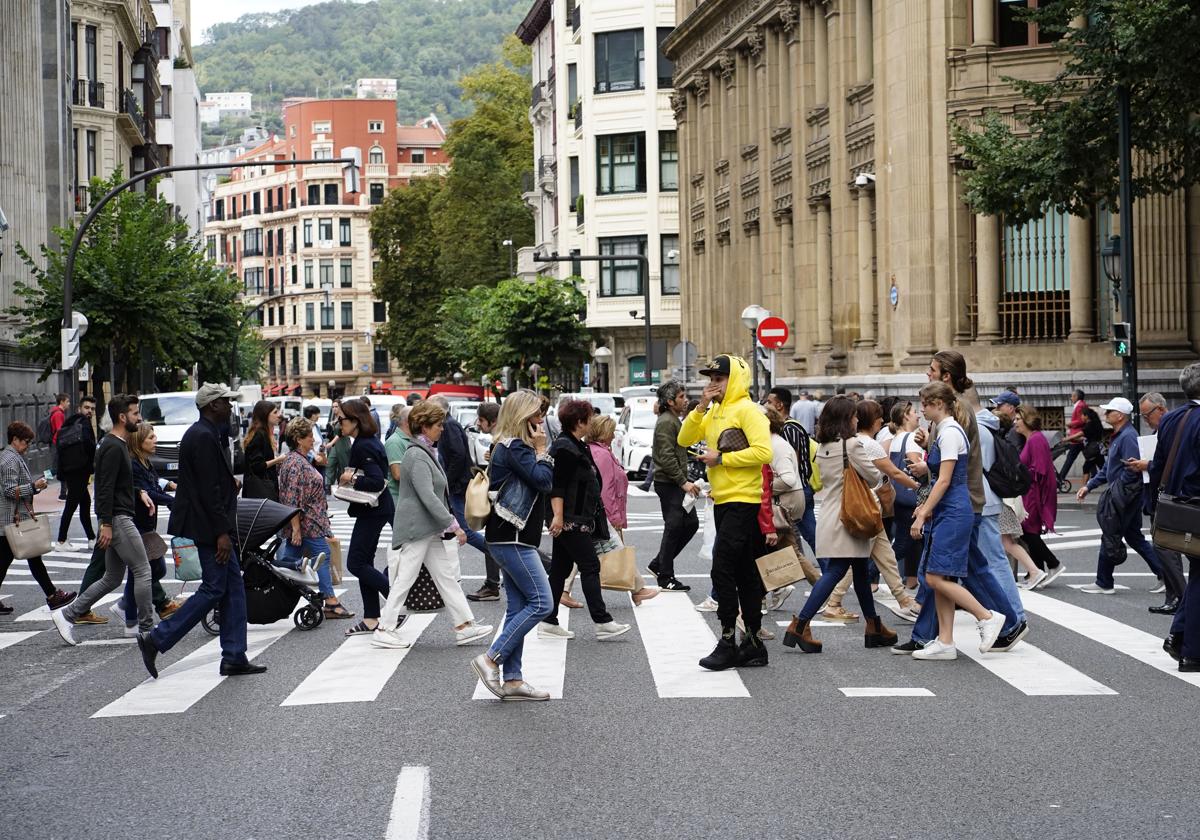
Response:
[517,0,681,389]
[150,0,206,234]
[665,0,1199,406]
[204,99,449,398]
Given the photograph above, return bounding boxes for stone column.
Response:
[814,1,829,104]
[855,0,873,84]
[815,202,833,350]
[975,213,1002,343]
[1066,213,1094,342]
[854,188,876,346]
[972,0,995,47]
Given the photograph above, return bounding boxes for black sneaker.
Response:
[699,633,740,671]
[659,578,691,593]
[467,584,500,602]
[647,561,661,578]
[891,639,924,655]
[737,633,769,667]
[987,621,1030,653]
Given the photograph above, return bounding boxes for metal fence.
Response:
[0,393,61,472]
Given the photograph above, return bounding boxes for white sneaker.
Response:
[886,602,920,623]
[912,638,957,660]
[1079,583,1115,595]
[694,596,719,612]
[109,599,126,619]
[595,621,631,640]
[764,584,795,612]
[1018,569,1048,590]
[537,621,574,639]
[370,627,411,649]
[88,539,96,550]
[50,606,77,646]
[454,623,493,646]
[1037,565,1064,589]
[1150,582,1167,594]
[977,612,1007,653]
[52,540,78,552]
[124,623,139,638]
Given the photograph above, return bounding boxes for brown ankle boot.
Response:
[782,616,822,653]
[864,615,898,649]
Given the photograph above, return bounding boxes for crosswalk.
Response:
[0,582,1192,717]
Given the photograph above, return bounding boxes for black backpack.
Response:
[984,426,1032,498]
[36,412,55,445]
[56,416,87,450]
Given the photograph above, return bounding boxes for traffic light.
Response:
[1112,322,1132,357]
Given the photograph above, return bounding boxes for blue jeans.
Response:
[487,542,553,682]
[976,514,1025,629]
[797,557,877,622]
[912,514,1021,642]
[795,485,816,555]
[450,492,499,587]
[278,536,334,597]
[1096,515,1163,589]
[347,514,390,619]
[149,543,248,664]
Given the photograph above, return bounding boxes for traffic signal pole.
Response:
[1116,85,1138,424]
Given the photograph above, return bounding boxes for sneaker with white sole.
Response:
[977,612,1007,653]
[764,585,795,612]
[595,621,631,640]
[1037,565,1064,589]
[694,596,718,612]
[537,621,574,639]
[50,607,77,646]
[1150,581,1166,594]
[52,540,78,553]
[370,627,411,649]
[124,623,140,638]
[109,599,127,620]
[1018,570,1048,591]
[454,623,493,646]
[912,638,957,660]
[1079,583,1115,595]
[884,601,918,622]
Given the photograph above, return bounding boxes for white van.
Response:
[139,391,245,476]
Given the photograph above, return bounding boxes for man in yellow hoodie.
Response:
[679,354,773,670]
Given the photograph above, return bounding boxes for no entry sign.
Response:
[756,316,789,349]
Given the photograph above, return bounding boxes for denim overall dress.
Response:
[923,423,973,578]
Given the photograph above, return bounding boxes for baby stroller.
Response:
[201,498,328,636]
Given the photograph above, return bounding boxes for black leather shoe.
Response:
[1164,633,1183,662]
[220,660,267,676]
[136,632,159,679]
[1179,658,1200,673]
[699,633,739,671]
[1149,598,1180,615]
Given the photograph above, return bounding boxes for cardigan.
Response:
[392,439,456,547]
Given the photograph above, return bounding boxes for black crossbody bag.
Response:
[1152,405,1200,557]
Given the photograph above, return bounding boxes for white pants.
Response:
[379,534,474,631]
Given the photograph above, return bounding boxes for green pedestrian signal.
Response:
[1111,322,1132,357]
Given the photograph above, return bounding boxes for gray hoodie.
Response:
[975,409,1003,517]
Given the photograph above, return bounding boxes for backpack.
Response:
[36,411,55,445]
[56,416,87,450]
[984,426,1032,498]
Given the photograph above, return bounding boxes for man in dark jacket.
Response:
[53,396,98,551]
[648,380,698,592]
[136,383,265,679]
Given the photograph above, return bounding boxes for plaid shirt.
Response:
[277,450,332,538]
[0,448,38,526]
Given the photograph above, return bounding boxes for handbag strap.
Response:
[841,437,849,470]
[1159,404,1199,492]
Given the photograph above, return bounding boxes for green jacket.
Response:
[652,410,689,487]
[324,434,352,487]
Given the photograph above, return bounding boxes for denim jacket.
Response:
[489,437,554,529]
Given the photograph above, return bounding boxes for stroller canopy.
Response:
[236,498,300,551]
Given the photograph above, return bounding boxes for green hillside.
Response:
[194,0,531,123]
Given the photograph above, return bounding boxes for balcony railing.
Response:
[573,99,582,130]
[570,2,581,32]
[72,79,105,108]
[123,89,147,137]
[74,186,89,213]
[531,82,546,108]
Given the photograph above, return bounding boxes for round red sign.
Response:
[756,316,789,349]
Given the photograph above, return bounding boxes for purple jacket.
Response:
[1020,431,1057,535]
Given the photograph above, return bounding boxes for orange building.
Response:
[204,99,448,397]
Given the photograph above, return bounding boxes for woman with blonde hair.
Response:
[470,390,556,701]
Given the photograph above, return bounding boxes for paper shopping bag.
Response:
[327,536,343,585]
[599,545,639,592]
[755,545,805,590]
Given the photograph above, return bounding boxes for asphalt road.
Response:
[1,490,1195,840]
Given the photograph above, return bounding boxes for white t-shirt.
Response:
[875,427,894,453]
[857,433,886,461]
[935,419,968,462]
[890,430,922,457]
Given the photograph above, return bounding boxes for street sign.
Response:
[756,316,789,349]
[671,340,698,367]
[583,362,591,386]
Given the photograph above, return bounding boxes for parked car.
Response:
[267,396,304,421]
[557,392,623,421]
[616,400,657,478]
[139,391,245,476]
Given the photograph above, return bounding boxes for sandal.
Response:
[344,620,377,636]
[324,602,355,619]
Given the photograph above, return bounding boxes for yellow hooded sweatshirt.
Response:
[677,355,772,505]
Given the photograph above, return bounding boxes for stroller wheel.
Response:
[294,605,323,630]
[201,608,221,636]
[1057,477,1072,494]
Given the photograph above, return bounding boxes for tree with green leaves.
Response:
[9,170,259,390]
[431,35,535,286]
[953,0,1200,225]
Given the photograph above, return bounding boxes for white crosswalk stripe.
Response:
[633,594,749,698]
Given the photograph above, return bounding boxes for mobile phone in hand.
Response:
[43,469,53,481]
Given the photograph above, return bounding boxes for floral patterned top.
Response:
[277,449,331,538]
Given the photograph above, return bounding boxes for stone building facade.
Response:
[663,0,1199,408]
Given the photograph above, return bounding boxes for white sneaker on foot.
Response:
[1037,565,1064,589]
[977,612,1007,652]
[370,627,411,649]
[109,599,126,619]
[1018,569,1047,590]
[1079,583,1115,594]
[764,584,795,612]
[50,606,77,646]
[124,623,139,638]
[694,596,718,612]
[454,623,493,646]
[912,638,957,660]
[1150,582,1167,594]
[595,621,631,640]
[537,621,574,639]
[52,540,78,553]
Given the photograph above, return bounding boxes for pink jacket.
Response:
[589,441,628,530]
[1020,431,1058,534]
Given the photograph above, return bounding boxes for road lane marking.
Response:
[385,765,430,840]
[281,614,437,706]
[634,595,750,698]
[473,604,570,699]
[951,613,1116,695]
[1020,590,1200,689]
[91,619,293,717]
[0,631,41,650]
[839,687,934,697]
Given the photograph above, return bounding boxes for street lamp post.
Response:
[534,252,652,387]
[741,304,767,402]
[502,239,515,277]
[593,345,613,393]
[1116,85,1138,424]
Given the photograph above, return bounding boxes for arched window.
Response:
[368,146,384,164]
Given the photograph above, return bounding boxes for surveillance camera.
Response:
[0,205,9,234]
[854,173,876,188]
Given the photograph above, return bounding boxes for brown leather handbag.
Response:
[840,438,884,539]
[876,477,896,519]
